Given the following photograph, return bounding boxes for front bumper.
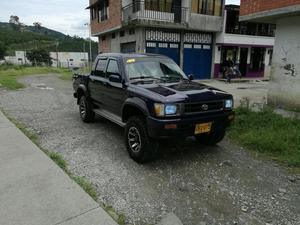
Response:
[147,111,234,139]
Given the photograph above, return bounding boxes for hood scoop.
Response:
[147,86,176,97]
[168,81,207,92]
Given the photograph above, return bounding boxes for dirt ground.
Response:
[0,74,299,225]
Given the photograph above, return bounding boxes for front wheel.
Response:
[125,116,158,163]
[196,125,226,146]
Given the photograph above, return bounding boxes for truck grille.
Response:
[184,101,224,114]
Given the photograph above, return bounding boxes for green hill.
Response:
[0,22,98,59]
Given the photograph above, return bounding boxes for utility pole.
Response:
[84,23,92,69]
[55,41,59,68]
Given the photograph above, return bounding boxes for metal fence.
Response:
[122,1,189,25]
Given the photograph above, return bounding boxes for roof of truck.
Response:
[96,53,170,60]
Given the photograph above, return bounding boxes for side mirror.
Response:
[188,74,194,81]
[109,74,122,83]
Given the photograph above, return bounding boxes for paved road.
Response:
[0,74,299,225]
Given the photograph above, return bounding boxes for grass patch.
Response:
[71,176,98,201]
[0,65,72,89]
[104,205,127,225]
[49,152,68,172]
[228,107,300,170]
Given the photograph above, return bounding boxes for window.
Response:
[102,36,106,41]
[129,29,135,35]
[120,30,125,37]
[145,0,174,13]
[94,58,107,77]
[106,60,120,76]
[98,0,109,22]
[91,8,97,20]
[69,59,74,62]
[112,33,116,39]
[191,0,223,16]
[214,0,222,16]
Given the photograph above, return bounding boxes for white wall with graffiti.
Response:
[268,15,300,111]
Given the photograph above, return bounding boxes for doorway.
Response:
[239,48,248,76]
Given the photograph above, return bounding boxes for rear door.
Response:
[89,57,108,106]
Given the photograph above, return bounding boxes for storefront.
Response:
[214,45,273,78]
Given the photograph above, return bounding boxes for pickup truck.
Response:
[73,53,234,163]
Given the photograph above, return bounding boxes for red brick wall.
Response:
[89,0,122,35]
[240,0,300,16]
[98,36,111,53]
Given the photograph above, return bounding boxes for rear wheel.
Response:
[79,96,95,123]
[196,125,226,145]
[125,116,158,163]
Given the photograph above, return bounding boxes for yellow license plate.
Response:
[195,122,212,135]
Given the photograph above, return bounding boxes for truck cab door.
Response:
[89,58,108,107]
[105,59,126,117]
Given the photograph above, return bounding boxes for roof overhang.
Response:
[86,0,100,9]
[239,4,300,23]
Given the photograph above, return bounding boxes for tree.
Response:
[9,15,20,25]
[33,22,42,30]
[26,48,52,66]
[0,41,6,60]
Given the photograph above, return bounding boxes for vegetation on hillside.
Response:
[0,21,98,58]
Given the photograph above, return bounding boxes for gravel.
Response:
[0,74,299,225]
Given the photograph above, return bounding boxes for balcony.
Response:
[122,1,189,28]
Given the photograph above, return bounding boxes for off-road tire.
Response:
[79,96,95,123]
[125,116,158,163]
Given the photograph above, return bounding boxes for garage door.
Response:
[146,42,180,65]
[121,42,136,53]
[183,33,213,79]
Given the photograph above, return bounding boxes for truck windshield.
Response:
[126,57,187,82]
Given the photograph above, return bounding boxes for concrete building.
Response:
[215,5,275,79]
[240,0,300,111]
[50,52,89,68]
[87,0,225,79]
[4,51,30,65]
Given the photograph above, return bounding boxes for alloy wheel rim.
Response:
[79,100,86,118]
[128,127,141,153]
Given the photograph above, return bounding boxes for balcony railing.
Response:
[122,1,189,25]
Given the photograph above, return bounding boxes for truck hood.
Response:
[134,81,232,103]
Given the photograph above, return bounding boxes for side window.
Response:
[94,59,107,77]
[106,60,120,76]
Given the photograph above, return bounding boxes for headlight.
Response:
[154,103,178,117]
[225,99,233,109]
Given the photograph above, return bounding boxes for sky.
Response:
[0,0,240,39]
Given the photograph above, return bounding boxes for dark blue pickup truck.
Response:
[73,53,234,163]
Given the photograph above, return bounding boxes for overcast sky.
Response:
[0,0,240,39]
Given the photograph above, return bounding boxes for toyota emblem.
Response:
[201,104,209,111]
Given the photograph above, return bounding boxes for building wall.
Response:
[268,15,300,111]
[240,0,300,16]
[98,36,111,53]
[50,52,88,68]
[90,0,122,36]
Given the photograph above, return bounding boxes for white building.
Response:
[4,51,30,65]
[50,52,89,68]
[214,5,275,79]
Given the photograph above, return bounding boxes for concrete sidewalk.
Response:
[0,111,117,225]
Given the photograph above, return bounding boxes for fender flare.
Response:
[122,97,150,122]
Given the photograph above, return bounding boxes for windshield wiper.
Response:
[130,76,161,81]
